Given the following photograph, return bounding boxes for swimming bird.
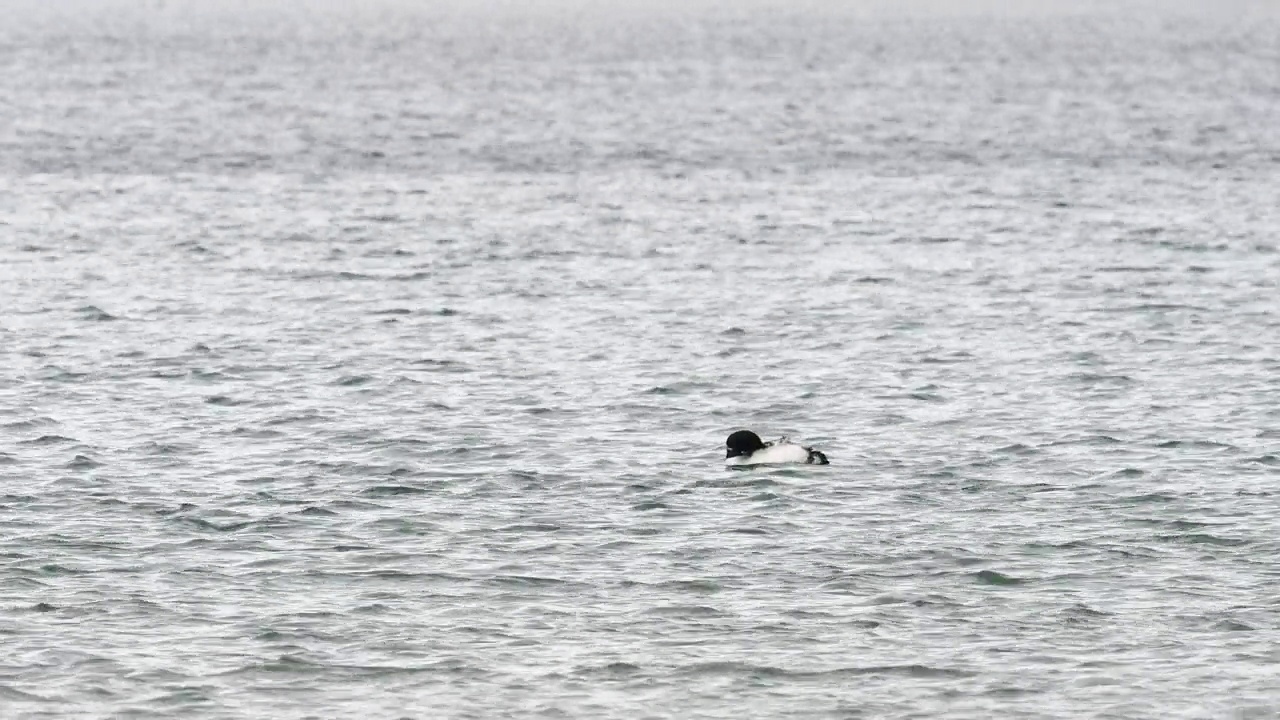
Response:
[725,430,829,466]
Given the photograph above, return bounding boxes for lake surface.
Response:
[2,2,1279,717]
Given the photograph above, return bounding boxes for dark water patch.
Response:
[371,308,413,315]
[632,500,669,511]
[1245,454,1278,466]
[335,375,372,386]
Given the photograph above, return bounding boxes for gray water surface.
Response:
[2,2,1279,718]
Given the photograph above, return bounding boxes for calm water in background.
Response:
[2,1,1279,717]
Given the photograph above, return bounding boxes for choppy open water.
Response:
[2,1,1279,717]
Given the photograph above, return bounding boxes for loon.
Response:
[725,430,829,466]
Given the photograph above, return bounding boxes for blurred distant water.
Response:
[2,2,1279,717]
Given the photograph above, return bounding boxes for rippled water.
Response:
[3,2,1279,717]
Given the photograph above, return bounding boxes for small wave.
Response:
[205,395,245,406]
[0,685,54,702]
[644,605,726,618]
[490,575,573,587]
[76,305,117,321]
[1098,303,1209,313]
[1119,492,1175,504]
[172,516,257,532]
[67,454,101,469]
[974,570,1024,586]
[494,523,561,533]
[1043,434,1123,447]
[1155,440,1235,450]
[676,661,973,679]
[408,358,467,373]
[2,417,57,431]
[1156,533,1248,547]
[573,662,643,676]
[361,485,428,497]
[656,579,721,594]
[1067,373,1133,385]
[20,434,77,445]
[644,381,711,395]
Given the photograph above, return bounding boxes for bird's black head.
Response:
[726,430,766,459]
